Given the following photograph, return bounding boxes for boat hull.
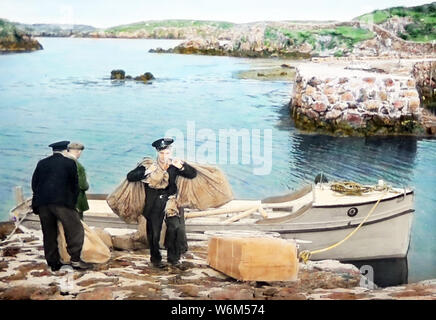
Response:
[184,190,415,261]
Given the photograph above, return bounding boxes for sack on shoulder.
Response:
[176,163,233,211]
[106,179,145,224]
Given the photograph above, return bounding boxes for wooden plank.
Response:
[222,206,259,224]
[258,205,268,219]
[185,206,253,219]
[87,194,109,200]
[256,202,313,224]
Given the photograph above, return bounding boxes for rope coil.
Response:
[330,181,391,196]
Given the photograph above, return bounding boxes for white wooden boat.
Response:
[10,181,414,262]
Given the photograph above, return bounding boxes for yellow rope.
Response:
[330,181,397,196]
[298,190,388,263]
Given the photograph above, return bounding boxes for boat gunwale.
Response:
[312,190,413,208]
[83,190,414,210]
[22,208,414,232]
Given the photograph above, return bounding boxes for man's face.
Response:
[158,148,172,163]
[69,149,82,159]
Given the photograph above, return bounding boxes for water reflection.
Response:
[290,134,418,186]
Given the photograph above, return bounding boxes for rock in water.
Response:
[0,19,43,53]
[134,72,155,82]
[110,70,125,80]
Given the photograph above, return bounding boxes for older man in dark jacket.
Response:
[32,141,90,271]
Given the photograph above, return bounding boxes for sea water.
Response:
[0,37,434,283]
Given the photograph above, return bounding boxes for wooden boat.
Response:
[9,181,414,262]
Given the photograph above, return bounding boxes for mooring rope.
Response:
[298,190,388,263]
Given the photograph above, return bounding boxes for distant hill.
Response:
[0,19,42,53]
[15,23,97,37]
[355,2,436,42]
[1,2,434,56]
[94,19,235,39]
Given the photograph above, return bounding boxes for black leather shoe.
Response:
[169,261,189,271]
[152,261,167,269]
[71,260,93,270]
[50,264,63,272]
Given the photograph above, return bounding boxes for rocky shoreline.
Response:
[149,21,434,60]
[4,2,435,59]
[0,223,435,300]
[0,19,43,53]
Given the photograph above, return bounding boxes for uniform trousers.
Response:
[144,192,188,265]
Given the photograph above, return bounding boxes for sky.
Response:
[0,0,433,28]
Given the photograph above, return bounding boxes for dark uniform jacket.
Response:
[127,162,197,218]
[31,153,79,213]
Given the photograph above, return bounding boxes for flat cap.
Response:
[68,142,85,150]
[48,140,70,151]
[152,137,174,151]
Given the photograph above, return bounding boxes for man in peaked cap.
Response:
[151,137,174,151]
[49,140,70,152]
[127,137,197,268]
[31,140,91,271]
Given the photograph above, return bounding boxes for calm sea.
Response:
[0,38,434,283]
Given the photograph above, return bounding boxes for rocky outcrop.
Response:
[414,61,436,134]
[110,70,155,82]
[149,20,434,59]
[0,19,43,53]
[412,61,436,108]
[352,23,435,58]
[291,63,425,136]
[134,72,155,82]
[355,2,436,43]
[156,37,311,59]
[110,69,126,80]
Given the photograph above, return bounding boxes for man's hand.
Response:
[144,163,157,176]
[148,164,157,172]
[171,158,184,169]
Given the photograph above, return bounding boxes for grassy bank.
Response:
[356,2,436,42]
[264,25,375,56]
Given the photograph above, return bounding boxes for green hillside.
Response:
[356,2,436,42]
[105,19,235,33]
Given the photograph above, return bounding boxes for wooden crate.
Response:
[207,237,298,281]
